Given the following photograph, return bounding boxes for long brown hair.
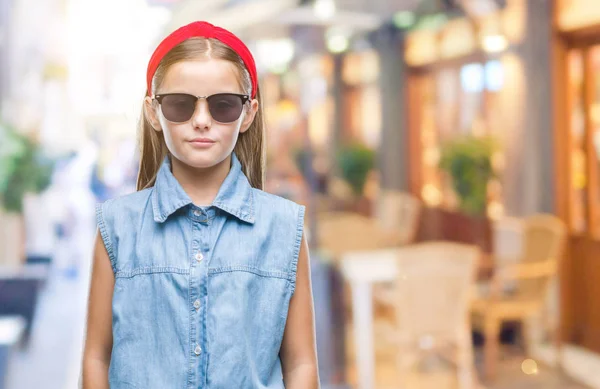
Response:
[136,38,266,191]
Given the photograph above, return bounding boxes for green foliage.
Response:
[336,144,375,197]
[0,122,55,213]
[439,135,498,216]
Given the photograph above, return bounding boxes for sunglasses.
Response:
[153,93,250,123]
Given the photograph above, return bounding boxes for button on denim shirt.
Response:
[96,153,305,389]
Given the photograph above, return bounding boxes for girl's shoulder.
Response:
[250,188,306,230]
[251,188,305,213]
[95,188,154,272]
[96,187,154,226]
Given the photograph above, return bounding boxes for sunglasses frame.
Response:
[153,92,251,123]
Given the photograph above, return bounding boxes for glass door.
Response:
[567,44,600,238]
[587,45,600,238]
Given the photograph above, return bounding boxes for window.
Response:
[414,59,506,217]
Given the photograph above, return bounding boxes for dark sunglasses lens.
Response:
[161,94,197,122]
[207,94,244,123]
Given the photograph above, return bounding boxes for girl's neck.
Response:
[170,155,232,207]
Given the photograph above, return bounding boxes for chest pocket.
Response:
[112,216,194,278]
[207,219,293,274]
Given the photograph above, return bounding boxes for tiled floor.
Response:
[485,356,587,389]
[343,336,590,389]
[343,352,589,389]
[345,363,587,389]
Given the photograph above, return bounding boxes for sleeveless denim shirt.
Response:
[95,153,306,389]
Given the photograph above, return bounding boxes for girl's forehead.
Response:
[160,58,242,93]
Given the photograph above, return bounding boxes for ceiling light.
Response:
[327,35,349,53]
[314,0,336,21]
[255,39,295,74]
[482,34,508,53]
[326,27,350,53]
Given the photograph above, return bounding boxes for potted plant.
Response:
[336,143,375,215]
[0,122,54,266]
[438,135,498,217]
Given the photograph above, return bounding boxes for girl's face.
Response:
[145,58,258,170]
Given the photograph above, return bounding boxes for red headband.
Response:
[146,21,258,98]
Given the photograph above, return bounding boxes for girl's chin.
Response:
[177,149,231,169]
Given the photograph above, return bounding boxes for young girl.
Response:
[82,21,319,389]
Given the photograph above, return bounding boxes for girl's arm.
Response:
[81,231,115,389]
[280,233,320,389]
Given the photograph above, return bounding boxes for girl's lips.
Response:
[188,139,215,148]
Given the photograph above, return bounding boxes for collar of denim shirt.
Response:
[151,152,255,224]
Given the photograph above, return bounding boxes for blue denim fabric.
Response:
[96,153,305,389]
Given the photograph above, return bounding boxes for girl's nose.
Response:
[190,99,212,130]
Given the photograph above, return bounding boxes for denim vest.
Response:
[95,153,305,389]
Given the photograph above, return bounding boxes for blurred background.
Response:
[0,0,599,388]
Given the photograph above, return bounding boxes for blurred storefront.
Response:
[554,0,600,357]
[398,0,600,381]
[339,51,381,148]
[405,16,515,217]
[399,0,600,377]
[400,1,533,251]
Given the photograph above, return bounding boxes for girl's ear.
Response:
[240,99,259,134]
[144,96,162,132]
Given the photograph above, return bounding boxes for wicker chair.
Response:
[471,214,567,379]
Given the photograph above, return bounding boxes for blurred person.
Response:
[23,189,59,266]
[91,138,138,202]
[51,151,77,238]
[81,22,319,389]
[54,138,98,278]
